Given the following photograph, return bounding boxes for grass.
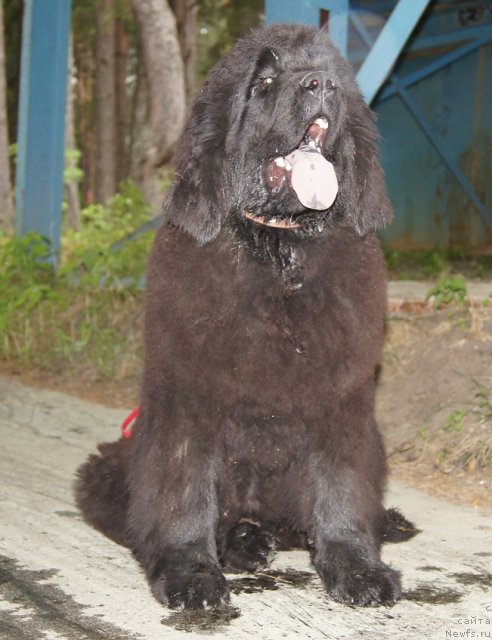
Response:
[384,248,492,281]
[1,197,491,410]
[0,182,151,382]
[426,276,468,309]
[443,409,467,433]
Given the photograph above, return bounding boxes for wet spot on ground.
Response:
[228,568,314,596]
[162,604,241,634]
[404,585,463,605]
[0,555,139,640]
[162,569,315,633]
[447,571,492,589]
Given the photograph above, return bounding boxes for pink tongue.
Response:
[286,149,338,210]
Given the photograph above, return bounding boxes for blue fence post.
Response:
[264,0,349,56]
[15,0,72,263]
[356,0,432,105]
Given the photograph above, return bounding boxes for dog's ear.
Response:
[339,96,393,236]
[164,84,229,244]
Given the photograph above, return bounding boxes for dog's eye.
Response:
[250,75,276,98]
[260,76,274,88]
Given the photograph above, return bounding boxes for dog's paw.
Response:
[221,522,274,573]
[324,563,401,607]
[316,542,402,607]
[151,561,229,609]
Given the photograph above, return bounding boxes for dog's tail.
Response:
[74,438,132,547]
[382,507,420,543]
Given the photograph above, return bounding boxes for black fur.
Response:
[75,24,417,610]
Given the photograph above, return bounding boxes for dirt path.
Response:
[1,280,491,512]
[0,375,491,640]
[379,296,492,510]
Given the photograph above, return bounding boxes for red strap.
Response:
[121,406,140,439]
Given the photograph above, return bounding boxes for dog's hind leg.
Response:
[74,439,131,547]
[220,521,275,573]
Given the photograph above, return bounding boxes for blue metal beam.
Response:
[15,0,72,263]
[407,23,492,52]
[378,31,492,102]
[390,78,492,229]
[264,0,349,55]
[351,9,492,230]
[313,1,349,57]
[265,0,321,27]
[356,0,432,104]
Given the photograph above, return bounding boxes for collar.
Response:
[243,211,301,230]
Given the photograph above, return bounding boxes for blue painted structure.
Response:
[265,0,350,55]
[15,0,72,262]
[265,0,492,251]
[355,0,431,104]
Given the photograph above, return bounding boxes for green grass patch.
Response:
[384,248,492,281]
[0,182,151,380]
[443,410,467,433]
[426,276,468,309]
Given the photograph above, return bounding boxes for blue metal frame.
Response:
[355,0,432,104]
[15,0,72,262]
[265,0,349,55]
[378,31,492,102]
[350,11,492,229]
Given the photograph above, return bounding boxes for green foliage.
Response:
[61,181,153,287]
[0,182,151,378]
[0,232,56,322]
[384,248,492,281]
[197,0,264,81]
[64,148,84,185]
[426,276,468,309]
[443,410,467,433]
[475,386,492,420]
[384,249,446,279]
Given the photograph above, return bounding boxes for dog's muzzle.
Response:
[262,117,339,211]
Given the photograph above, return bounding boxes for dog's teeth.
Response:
[315,117,329,129]
[274,157,287,167]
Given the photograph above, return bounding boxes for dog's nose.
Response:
[300,71,335,93]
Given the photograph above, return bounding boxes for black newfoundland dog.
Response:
[76,24,416,610]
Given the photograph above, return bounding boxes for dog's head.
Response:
[166,24,393,244]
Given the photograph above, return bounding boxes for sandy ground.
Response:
[0,374,491,640]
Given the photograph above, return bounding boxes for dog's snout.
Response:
[300,71,335,93]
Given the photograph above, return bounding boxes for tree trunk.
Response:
[65,35,81,229]
[128,64,148,190]
[130,0,185,209]
[169,0,197,104]
[115,17,129,185]
[0,0,14,231]
[95,0,116,204]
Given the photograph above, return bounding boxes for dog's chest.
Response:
[149,228,385,415]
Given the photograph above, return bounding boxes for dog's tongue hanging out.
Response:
[287,148,338,210]
[265,118,339,211]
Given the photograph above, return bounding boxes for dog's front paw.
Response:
[151,561,229,609]
[316,542,402,607]
[324,563,401,607]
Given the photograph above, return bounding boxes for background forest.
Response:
[0,1,491,504]
[0,0,263,229]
